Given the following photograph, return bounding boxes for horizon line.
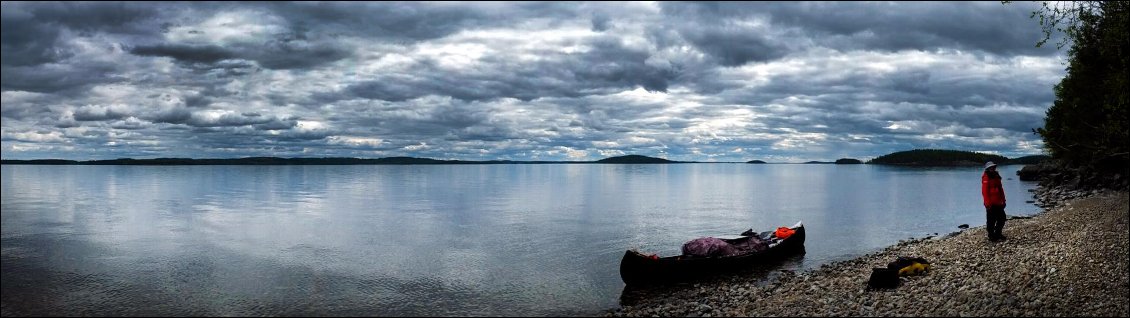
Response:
[0,155,859,164]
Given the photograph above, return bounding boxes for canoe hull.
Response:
[619,225,806,286]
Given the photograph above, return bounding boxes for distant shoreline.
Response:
[0,157,1034,166]
[1,149,1047,166]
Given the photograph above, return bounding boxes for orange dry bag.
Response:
[775,227,795,239]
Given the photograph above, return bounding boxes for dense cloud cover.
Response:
[2,2,1064,161]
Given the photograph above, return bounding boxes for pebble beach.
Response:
[605,189,1129,317]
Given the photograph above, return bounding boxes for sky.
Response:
[1,1,1067,162]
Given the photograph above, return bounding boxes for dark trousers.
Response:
[986,206,1006,238]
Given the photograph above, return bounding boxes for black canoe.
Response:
[619,221,805,286]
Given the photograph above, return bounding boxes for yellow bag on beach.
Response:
[887,256,931,276]
[897,262,930,276]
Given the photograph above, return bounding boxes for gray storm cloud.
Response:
[2,1,1063,162]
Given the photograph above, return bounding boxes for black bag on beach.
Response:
[867,268,899,289]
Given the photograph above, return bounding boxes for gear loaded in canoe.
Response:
[619,221,805,286]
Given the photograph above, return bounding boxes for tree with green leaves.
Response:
[1009,1,1128,175]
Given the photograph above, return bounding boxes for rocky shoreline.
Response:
[603,187,1129,317]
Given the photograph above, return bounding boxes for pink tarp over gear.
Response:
[681,237,737,257]
[682,235,771,257]
[730,235,769,253]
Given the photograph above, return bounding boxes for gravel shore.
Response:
[605,190,1129,317]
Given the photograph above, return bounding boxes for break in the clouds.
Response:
[2,1,1065,162]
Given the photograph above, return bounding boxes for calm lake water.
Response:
[1,164,1039,316]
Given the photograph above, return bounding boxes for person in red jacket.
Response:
[981,161,1007,241]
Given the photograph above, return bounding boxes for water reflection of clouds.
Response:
[1,164,1044,316]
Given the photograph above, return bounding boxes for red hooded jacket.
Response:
[982,170,1006,208]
